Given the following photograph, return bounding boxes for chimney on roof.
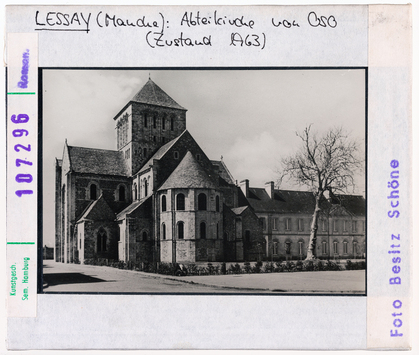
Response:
[240,179,249,197]
[265,181,275,199]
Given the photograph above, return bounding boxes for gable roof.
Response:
[231,206,249,215]
[116,196,151,220]
[211,160,235,185]
[76,194,116,223]
[158,151,217,190]
[245,187,365,216]
[136,131,186,175]
[131,78,186,110]
[67,145,129,176]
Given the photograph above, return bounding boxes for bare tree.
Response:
[278,125,363,260]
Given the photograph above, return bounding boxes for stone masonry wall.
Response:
[153,132,217,189]
[74,174,131,218]
[81,220,118,261]
[130,102,186,175]
[55,161,62,262]
[242,207,265,261]
[260,212,365,260]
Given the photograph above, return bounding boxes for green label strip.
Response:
[7,92,36,95]
[7,242,35,244]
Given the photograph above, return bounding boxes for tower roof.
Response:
[131,78,186,110]
[158,151,217,190]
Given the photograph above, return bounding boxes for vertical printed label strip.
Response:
[367,5,412,349]
[7,33,38,318]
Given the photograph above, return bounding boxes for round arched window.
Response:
[161,223,166,240]
[97,228,107,252]
[198,193,207,210]
[176,193,185,210]
[162,195,167,212]
[178,222,184,239]
[144,178,148,197]
[133,183,138,200]
[90,184,97,200]
[118,185,125,201]
[200,222,206,239]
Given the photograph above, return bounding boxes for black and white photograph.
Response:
[42,69,366,294]
[5,3,414,351]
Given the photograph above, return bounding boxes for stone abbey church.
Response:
[55,79,366,265]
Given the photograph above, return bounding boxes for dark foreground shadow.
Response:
[43,273,107,288]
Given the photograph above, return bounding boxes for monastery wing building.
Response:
[239,181,366,260]
[55,79,365,265]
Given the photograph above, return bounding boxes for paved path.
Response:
[43,260,365,294]
[178,270,365,293]
[42,260,249,293]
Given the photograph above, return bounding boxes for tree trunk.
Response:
[305,194,321,260]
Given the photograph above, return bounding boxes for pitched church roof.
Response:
[116,196,151,220]
[67,145,129,176]
[211,159,235,185]
[76,194,116,223]
[158,151,217,190]
[136,130,186,175]
[131,78,186,110]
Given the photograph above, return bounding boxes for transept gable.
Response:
[61,139,71,175]
[211,159,235,185]
[76,194,116,223]
[135,130,217,188]
[136,130,187,176]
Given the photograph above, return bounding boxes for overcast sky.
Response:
[43,69,365,246]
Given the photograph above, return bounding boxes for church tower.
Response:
[113,78,187,176]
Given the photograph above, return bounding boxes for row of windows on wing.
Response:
[321,240,364,255]
[160,193,220,212]
[143,112,176,131]
[270,239,363,255]
[88,183,127,202]
[260,217,365,233]
[160,221,219,240]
